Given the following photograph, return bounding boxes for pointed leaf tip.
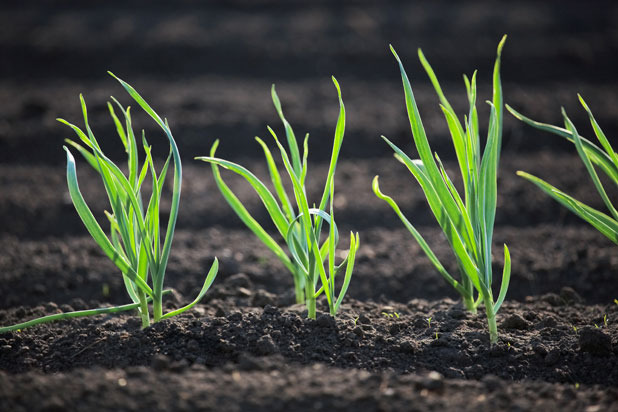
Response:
[578,94,590,111]
[389,44,400,60]
[497,34,507,56]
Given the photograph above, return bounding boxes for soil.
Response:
[2,1,618,411]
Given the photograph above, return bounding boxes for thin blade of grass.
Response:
[271,85,302,176]
[198,141,295,273]
[255,136,295,221]
[439,105,470,195]
[268,127,313,249]
[108,73,182,294]
[492,35,507,143]
[328,178,336,305]
[333,232,359,313]
[390,47,477,251]
[196,154,290,238]
[517,171,618,244]
[57,118,94,150]
[478,103,500,285]
[579,94,618,168]
[563,108,618,221]
[506,105,618,182]
[317,77,346,214]
[372,176,472,298]
[64,147,153,296]
[107,102,128,151]
[383,136,479,281]
[161,258,219,319]
[493,244,511,313]
[64,139,101,173]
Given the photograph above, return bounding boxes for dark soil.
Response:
[2,1,618,411]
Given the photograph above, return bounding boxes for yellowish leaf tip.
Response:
[497,34,507,56]
[389,44,400,60]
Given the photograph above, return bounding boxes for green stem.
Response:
[137,289,151,328]
[463,294,477,314]
[294,270,305,304]
[461,275,477,314]
[307,295,316,319]
[153,293,163,323]
[484,296,498,345]
[305,280,316,319]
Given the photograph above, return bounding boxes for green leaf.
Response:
[579,94,618,169]
[196,153,289,239]
[563,108,618,221]
[317,77,346,219]
[271,84,302,176]
[382,136,480,285]
[372,176,472,299]
[506,104,618,183]
[255,136,295,221]
[390,47,477,252]
[492,35,507,142]
[161,258,219,319]
[493,244,511,313]
[268,126,313,249]
[333,232,359,314]
[197,141,295,273]
[517,171,618,244]
[64,147,153,296]
[63,139,101,173]
[107,101,128,151]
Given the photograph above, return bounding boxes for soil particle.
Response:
[502,314,531,330]
[151,354,171,371]
[579,327,613,356]
[256,334,278,356]
[560,287,583,305]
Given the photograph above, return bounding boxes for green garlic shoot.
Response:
[373,36,511,345]
[1,73,218,334]
[196,77,359,319]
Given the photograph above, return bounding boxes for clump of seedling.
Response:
[0,74,218,333]
[508,95,618,249]
[197,77,359,319]
[373,36,511,344]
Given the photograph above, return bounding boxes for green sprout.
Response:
[0,74,218,334]
[508,96,618,250]
[426,317,432,328]
[373,36,511,345]
[604,314,608,327]
[196,78,359,319]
